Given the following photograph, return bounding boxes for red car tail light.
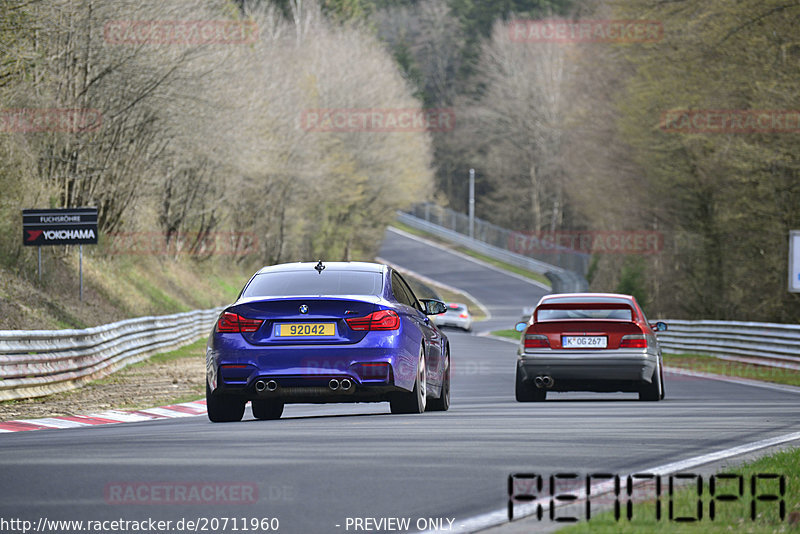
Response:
[459,313,469,319]
[620,335,647,348]
[524,334,550,349]
[346,310,400,331]
[217,312,264,334]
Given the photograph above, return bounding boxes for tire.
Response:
[206,382,245,422]
[659,359,666,400]
[515,366,545,402]
[427,349,450,412]
[251,399,284,420]
[390,347,427,414]
[639,362,662,401]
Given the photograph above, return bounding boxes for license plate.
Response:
[276,323,336,337]
[562,336,607,348]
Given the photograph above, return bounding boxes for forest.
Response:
[2,0,799,321]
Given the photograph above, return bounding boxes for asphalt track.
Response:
[1,227,799,534]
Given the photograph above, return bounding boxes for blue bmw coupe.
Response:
[205,261,451,422]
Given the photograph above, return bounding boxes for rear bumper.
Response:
[517,349,657,391]
[206,333,418,401]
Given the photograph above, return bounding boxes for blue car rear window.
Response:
[242,271,383,297]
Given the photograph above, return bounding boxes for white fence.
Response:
[656,320,800,370]
[404,203,591,274]
[396,211,589,293]
[0,307,222,401]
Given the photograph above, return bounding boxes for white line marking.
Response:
[387,226,551,291]
[646,431,800,475]
[434,430,800,533]
[375,256,492,321]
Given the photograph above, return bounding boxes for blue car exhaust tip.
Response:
[255,379,279,393]
[329,379,340,391]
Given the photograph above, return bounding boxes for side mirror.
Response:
[651,321,668,332]
[420,298,447,316]
[515,322,528,332]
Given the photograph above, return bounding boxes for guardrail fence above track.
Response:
[397,205,589,293]
[0,307,223,401]
[404,203,591,274]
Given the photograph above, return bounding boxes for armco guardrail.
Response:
[0,307,223,401]
[396,211,589,293]
[405,203,591,274]
[657,320,800,369]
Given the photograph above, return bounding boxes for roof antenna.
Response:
[315,260,325,274]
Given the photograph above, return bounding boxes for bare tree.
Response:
[463,19,572,232]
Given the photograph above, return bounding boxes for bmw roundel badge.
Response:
[299,305,309,314]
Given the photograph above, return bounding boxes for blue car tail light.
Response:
[345,310,400,331]
[217,311,264,333]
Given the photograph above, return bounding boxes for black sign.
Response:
[22,208,98,246]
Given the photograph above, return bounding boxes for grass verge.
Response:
[0,253,251,330]
[390,221,552,287]
[490,329,521,341]
[557,446,800,533]
[664,353,800,388]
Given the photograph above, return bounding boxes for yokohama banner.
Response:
[22,208,98,246]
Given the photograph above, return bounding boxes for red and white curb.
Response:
[0,400,207,433]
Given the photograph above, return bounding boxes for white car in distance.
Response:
[433,302,472,332]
